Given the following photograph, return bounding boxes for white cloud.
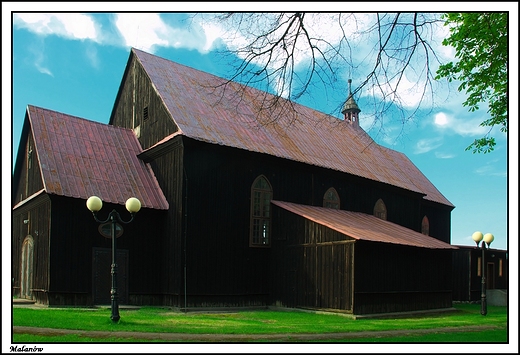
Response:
[475,162,507,177]
[112,13,225,54]
[85,45,99,69]
[430,18,456,62]
[33,51,51,76]
[198,13,378,97]
[198,22,226,52]
[26,40,53,76]
[35,61,52,76]
[414,137,443,154]
[14,13,99,42]
[114,13,169,52]
[371,73,433,109]
[13,13,218,55]
[435,151,455,159]
[12,12,452,104]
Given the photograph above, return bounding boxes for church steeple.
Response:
[341,79,361,127]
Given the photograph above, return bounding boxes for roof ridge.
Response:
[27,105,135,134]
[131,49,453,208]
[132,48,349,127]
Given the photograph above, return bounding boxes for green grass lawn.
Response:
[11,303,508,343]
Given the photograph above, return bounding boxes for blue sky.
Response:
[6,6,516,253]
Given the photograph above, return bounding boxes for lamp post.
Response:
[471,231,494,316]
[87,196,141,322]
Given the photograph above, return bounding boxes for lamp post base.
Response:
[110,300,120,323]
[480,296,487,316]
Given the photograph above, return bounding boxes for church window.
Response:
[323,187,340,209]
[250,175,272,247]
[421,215,430,235]
[373,198,387,220]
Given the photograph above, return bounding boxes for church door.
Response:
[20,236,34,299]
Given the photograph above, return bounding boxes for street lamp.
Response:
[472,231,494,316]
[86,196,141,322]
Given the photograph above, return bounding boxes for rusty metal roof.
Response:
[272,201,457,249]
[133,49,453,208]
[26,105,168,210]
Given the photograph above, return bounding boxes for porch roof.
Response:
[272,200,457,250]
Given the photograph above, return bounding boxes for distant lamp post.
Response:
[472,231,494,316]
[87,196,141,322]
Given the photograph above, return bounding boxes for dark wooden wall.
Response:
[12,195,166,306]
[353,242,453,314]
[105,50,454,310]
[175,138,452,309]
[420,201,452,244]
[139,137,185,306]
[110,54,179,150]
[13,128,44,206]
[271,206,355,311]
[452,248,472,301]
[181,138,270,307]
[109,52,187,306]
[12,194,51,303]
[452,247,508,302]
[52,196,166,306]
[482,248,508,290]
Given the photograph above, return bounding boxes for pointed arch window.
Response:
[373,198,387,220]
[323,187,340,209]
[250,175,272,247]
[421,216,430,235]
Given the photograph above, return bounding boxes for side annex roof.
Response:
[15,105,168,210]
[272,201,458,250]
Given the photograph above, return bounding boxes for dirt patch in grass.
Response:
[13,325,499,342]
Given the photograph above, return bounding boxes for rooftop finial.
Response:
[342,79,361,127]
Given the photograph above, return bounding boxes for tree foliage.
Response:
[435,12,508,153]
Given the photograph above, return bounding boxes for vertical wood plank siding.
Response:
[271,206,354,311]
[452,247,508,302]
[452,248,472,301]
[420,202,452,244]
[12,194,51,303]
[143,140,184,305]
[11,49,472,312]
[13,132,44,206]
[110,53,184,305]
[110,56,178,150]
[353,241,453,314]
[147,138,452,309]
[181,139,270,307]
[77,50,455,310]
[9,195,165,306]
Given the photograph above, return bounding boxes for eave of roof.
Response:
[12,189,46,210]
[132,48,453,208]
[26,105,169,210]
[272,200,458,250]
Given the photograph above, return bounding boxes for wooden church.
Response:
[12,48,458,315]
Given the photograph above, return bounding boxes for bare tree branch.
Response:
[196,13,447,143]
